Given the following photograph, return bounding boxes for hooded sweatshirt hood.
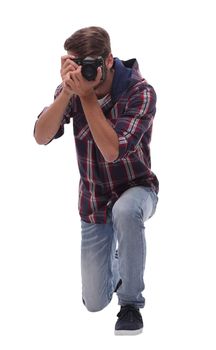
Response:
[111,57,144,103]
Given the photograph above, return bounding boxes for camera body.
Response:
[72,56,106,81]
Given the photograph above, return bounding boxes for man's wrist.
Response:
[80,90,97,104]
[60,88,74,101]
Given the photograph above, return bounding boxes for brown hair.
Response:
[64,26,111,58]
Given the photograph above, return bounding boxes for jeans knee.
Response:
[112,201,141,222]
[82,296,110,312]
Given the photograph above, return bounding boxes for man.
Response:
[34,26,159,335]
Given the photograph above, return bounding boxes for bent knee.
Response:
[82,296,110,312]
[112,201,141,221]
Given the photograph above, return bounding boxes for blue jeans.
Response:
[81,186,158,312]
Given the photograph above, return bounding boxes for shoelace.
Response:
[117,306,142,322]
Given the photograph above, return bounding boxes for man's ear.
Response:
[105,53,114,69]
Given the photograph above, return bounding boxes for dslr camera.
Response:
[72,56,106,81]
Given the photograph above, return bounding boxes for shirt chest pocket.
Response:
[73,114,92,141]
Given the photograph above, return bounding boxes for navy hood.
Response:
[111,57,143,103]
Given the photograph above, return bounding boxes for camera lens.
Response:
[81,64,97,81]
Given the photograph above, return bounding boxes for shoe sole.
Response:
[115,328,143,336]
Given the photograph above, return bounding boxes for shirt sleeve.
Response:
[33,83,74,145]
[113,84,157,162]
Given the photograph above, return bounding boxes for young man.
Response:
[34,26,159,335]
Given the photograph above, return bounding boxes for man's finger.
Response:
[62,65,78,76]
[65,77,74,89]
[61,55,75,65]
[62,57,79,71]
[72,72,81,86]
[73,66,82,81]
[64,59,78,69]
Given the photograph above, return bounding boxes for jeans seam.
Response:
[106,229,115,304]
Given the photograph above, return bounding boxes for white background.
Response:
[0,0,216,348]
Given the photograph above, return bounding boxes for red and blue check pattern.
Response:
[36,58,159,223]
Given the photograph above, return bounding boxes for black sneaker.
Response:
[115,305,143,335]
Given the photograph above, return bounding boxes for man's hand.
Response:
[61,55,78,80]
[64,66,102,99]
[60,55,78,97]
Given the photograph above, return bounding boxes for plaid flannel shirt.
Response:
[34,58,159,223]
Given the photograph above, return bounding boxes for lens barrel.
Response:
[81,63,97,81]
